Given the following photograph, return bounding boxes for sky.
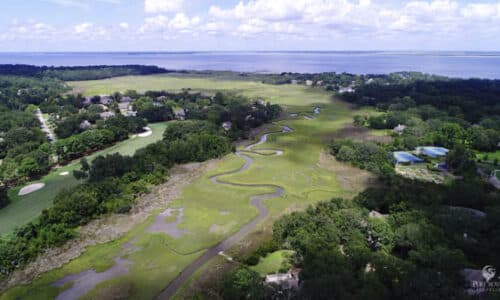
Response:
[0,0,500,51]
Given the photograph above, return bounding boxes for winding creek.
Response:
[50,129,290,300]
[156,129,289,299]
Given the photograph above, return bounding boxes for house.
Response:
[393,124,407,134]
[305,80,313,86]
[83,96,92,106]
[339,86,355,93]
[416,146,449,157]
[157,96,167,101]
[99,111,115,120]
[369,210,388,218]
[291,80,298,85]
[118,102,132,111]
[120,97,134,103]
[100,96,113,105]
[265,269,301,290]
[222,121,232,131]
[316,80,323,86]
[124,111,137,117]
[79,120,92,130]
[174,108,186,120]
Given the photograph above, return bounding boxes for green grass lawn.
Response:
[0,122,168,236]
[1,76,376,300]
[251,250,294,275]
[477,150,500,163]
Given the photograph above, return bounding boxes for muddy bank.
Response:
[147,208,188,238]
[52,258,131,300]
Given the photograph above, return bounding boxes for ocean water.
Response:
[1,51,500,79]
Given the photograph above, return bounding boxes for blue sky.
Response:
[1,0,499,51]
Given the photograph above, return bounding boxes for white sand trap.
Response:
[276,150,284,156]
[59,171,69,176]
[138,127,152,137]
[18,183,45,196]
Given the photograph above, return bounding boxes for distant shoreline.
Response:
[1,52,500,79]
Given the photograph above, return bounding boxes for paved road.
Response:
[156,132,286,299]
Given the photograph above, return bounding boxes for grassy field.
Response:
[69,74,334,107]
[1,76,376,299]
[251,250,294,275]
[477,150,500,162]
[0,122,168,236]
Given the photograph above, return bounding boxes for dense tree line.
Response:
[0,64,170,81]
[330,139,394,178]
[343,78,500,123]
[0,75,65,110]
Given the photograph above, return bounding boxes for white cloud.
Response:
[139,15,169,33]
[0,21,57,41]
[462,3,500,20]
[4,0,500,49]
[168,13,200,30]
[48,0,121,9]
[144,0,183,13]
[74,22,93,34]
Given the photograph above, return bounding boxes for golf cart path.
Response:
[156,130,288,299]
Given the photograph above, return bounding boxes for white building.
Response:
[265,269,301,290]
[222,121,232,131]
[99,111,115,120]
[393,124,407,134]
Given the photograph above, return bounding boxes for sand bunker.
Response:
[304,115,313,120]
[289,113,298,117]
[52,258,131,300]
[18,183,45,196]
[220,211,230,215]
[138,127,152,138]
[146,208,188,238]
[59,171,69,176]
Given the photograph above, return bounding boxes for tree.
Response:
[0,185,9,208]
[446,144,476,174]
[222,267,264,300]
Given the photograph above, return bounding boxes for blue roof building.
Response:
[393,151,424,164]
[416,146,449,157]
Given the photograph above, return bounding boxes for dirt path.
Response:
[156,131,288,299]
[36,108,55,143]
